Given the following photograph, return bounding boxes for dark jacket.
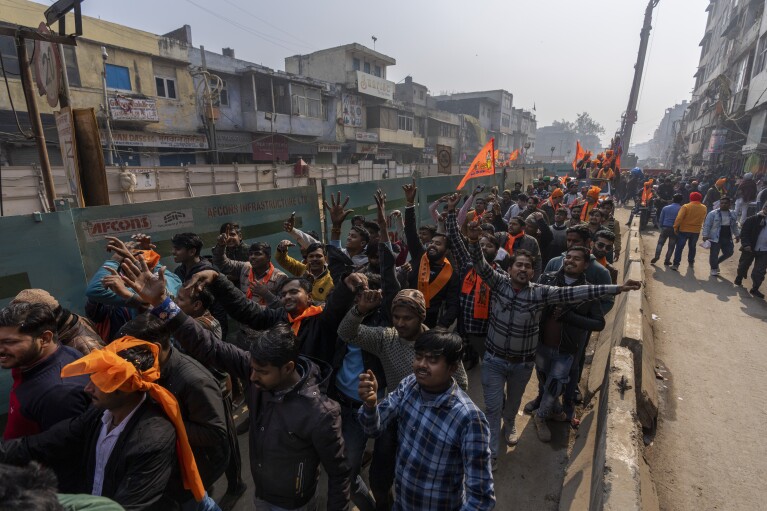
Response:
[404,206,460,329]
[158,347,229,492]
[57,310,105,355]
[537,270,606,353]
[167,312,351,510]
[496,231,543,278]
[208,273,355,365]
[0,399,178,511]
[741,213,767,250]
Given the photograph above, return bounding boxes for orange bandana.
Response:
[504,232,526,255]
[287,305,324,336]
[417,254,453,308]
[60,337,205,501]
[461,269,491,319]
[247,263,275,303]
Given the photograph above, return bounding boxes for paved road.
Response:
[641,229,767,511]
[210,360,569,510]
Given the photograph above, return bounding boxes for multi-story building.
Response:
[683,0,765,174]
[534,125,601,162]
[633,100,688,167]
[511,108,537,161]
[286,43,426,163]
[432,90,515,155]
[0,0,203,167]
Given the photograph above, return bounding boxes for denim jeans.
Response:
[654,227,677,262]
[369,419,397,511]
[673,231,699,266]
[181,493,222,511]
[534,344,574,418]
[340,401,376,511]
[709,238,734,270]
[481,352,535,457]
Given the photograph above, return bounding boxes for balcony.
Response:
[370,128,424,148]
[730,21,760,63]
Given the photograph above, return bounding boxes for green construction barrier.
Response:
[0,210,88,417]
[72,187,323,279]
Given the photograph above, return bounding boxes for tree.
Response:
[552,119,576,132]
[574,112,605,137]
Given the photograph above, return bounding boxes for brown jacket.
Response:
[58,313,104,354]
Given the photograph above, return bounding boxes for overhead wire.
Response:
[218,0,316,50]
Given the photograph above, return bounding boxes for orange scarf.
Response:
[61,337,205,501]
[246,263,275,302]
[580,202,595,221]
[504,231,525,255]
[287,305,324,336]
[417,253,453,308]
[461,269,491,319]
[595,255,608,267]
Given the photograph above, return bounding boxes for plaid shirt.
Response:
[446,212,505,335]
[468,238,620,357]
[359,374,495,511]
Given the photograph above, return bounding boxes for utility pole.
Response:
[17,35,56,210]
[200,46,219,164]
[619,0,660,156]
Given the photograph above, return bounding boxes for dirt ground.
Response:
[640,227,767,511]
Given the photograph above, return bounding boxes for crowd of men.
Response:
[0,175,648,510]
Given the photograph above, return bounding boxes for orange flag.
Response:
[508,149,519,162]
[572,141,586,171]
[457,138,495,190]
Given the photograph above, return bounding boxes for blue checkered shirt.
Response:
[359,374,495,511]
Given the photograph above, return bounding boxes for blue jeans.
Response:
[481,351,535,457]
[181,493,222,511]
[534,344,574,419]
[654,226,677,262]
[673,231,699,266]
[339,400,376,511]
[709,238,734,270]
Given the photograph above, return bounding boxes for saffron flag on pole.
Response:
[571,141,586,171]
[457,138,495,190]
[508,149,520,163]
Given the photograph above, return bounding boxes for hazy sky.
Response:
[75,0,708,145]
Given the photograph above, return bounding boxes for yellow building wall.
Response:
[0,0,198,134]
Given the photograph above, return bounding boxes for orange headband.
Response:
[61,336,204,501]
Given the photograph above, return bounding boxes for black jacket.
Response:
[167,312,351,510]
[0,399,178,511]
[740,213,767,250]
[208,273,355,365]
[404,206,460,328]
[158,347,229,492]
[537,270,606,353]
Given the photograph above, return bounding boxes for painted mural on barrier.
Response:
[73,187,323,278]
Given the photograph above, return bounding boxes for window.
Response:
[291,84,323,118]
[734,55,751,92]
[0,35,21,75]
[211,79,229,107]
[155,76,177,99]
[105,64,131,90]
[501,114,510,128]
[398,113,413,132]
[419,90,425,100]
[364,61,371,74]
[503,95,512,109]
[374,65,381,77]
[62,45,80,87]
[754,33,767,76]
[353,58,360,71]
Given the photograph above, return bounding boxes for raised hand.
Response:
[102,266,136,301]
[446,192,462,212]
[402,178,417,205]
[131,233,155,251]
[277,240,295,253]
[358,369,379,408]
[283,212,296,233]
[374,189,387,224]
[106,236,135,262]
[323,192,353,227]
[344,272,369,294]
[185,270,220,293]
[356,289,383,314]
[466,221,483,243]
[118,255,167,307]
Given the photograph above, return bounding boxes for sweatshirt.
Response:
[673,201,708,233]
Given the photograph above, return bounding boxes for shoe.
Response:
[651,257,659,264]
[491,457,498,472]
[735,276,743,286]
[550,410,568,422]
[688,261,695,267]
[710,269,719,276]
[663,260,672,266]
[523,397,541,414]
[670,265,679,271]
[503,424,519,446]
[750,288,765,299]
[533,414,552,442]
